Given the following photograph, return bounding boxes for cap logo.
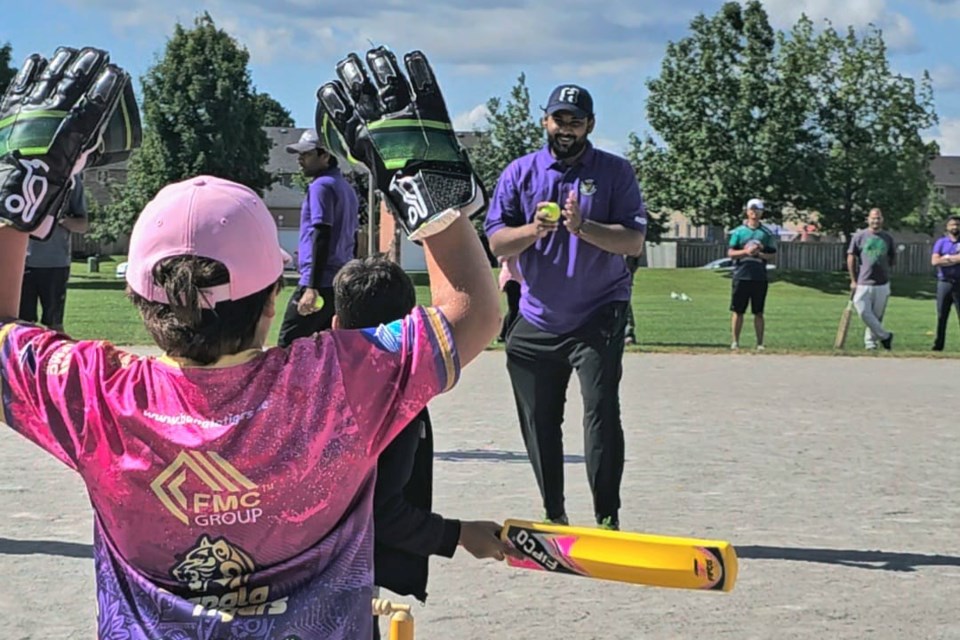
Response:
[559,87,580,104]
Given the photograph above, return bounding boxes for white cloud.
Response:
[591,136,627,155]
[929,117,960,154]
[453,104,490,130]
[63,0,701,70]
[759,0,918,52]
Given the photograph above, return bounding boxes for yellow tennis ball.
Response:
[314,297,325,311]
[539,202,561,222]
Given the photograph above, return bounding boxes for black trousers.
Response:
[505,301,628,523]
[19,266,70,330]
[277,286,336,348]
[933,280,960,350]
[499,280,521,342]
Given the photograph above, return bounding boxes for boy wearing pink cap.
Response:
[0,46,500,639]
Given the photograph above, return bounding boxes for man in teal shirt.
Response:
[727,198,777,350]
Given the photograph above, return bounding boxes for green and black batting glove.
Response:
[316,47,488,241]
[0,47,140,239]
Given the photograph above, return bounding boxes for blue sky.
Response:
[7,0,960,156]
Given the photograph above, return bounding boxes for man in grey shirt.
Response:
[846,207,896,350]
[19,177,89,332]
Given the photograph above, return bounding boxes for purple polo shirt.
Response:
[297,167,360,288]
[933,235,960,281]
[484,144,647,334]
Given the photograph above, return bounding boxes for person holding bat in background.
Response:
[930,214,960,351]
[728,198,777,351]
[0,45,500,639]
[484,84,647,531]
[331,248,517,639]
[847,207,896,350]
[277,127,359,347]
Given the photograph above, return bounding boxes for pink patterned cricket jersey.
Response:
[0,306,459,640]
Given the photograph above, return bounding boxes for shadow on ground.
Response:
[0,537,91,558]
[435,449,585,464]
[2,536,957,574]
[775,271,937,300]
[738,545,960,572]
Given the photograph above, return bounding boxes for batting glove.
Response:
[316,47,487,241]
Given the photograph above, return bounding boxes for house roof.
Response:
[264,126,309,175]
[78,125,483,194]
[931,155,960,186]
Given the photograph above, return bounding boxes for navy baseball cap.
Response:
[545,84,594,118]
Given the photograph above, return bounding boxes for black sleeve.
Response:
[373,416,460,557]
[308,224,332,290]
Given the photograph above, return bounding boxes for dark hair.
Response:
[128,255,281,365]
[947,214,960,225]
[333,256,416,329]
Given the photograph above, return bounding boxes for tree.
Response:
[253,91,294,128]
[632,2,937,239]
[902,188,956,237]
[805,24,938,239]
[0,42,17,91]
[468,73,543,196]
[97,13,274,242]
[631,2,809,231]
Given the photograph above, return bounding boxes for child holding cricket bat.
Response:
[331,247,518,639]
[0,45,499,640]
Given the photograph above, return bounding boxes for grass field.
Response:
[58,257,959,357]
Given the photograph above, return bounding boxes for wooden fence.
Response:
[646,240,938,276]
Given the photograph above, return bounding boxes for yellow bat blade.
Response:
[501,519,738,592]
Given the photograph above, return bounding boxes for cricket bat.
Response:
[834,291,856,349]
[500,519,738,592]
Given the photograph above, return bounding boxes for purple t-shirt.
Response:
[0,306,458,639]
[484,144,647,334]
[297,167,360,288]
[933,235,960,281]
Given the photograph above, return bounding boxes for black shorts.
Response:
[730,279,768,315]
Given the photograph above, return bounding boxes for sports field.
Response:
[1,350,957,639]
[62,257,960,355]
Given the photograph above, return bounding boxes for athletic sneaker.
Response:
[756,345,765,352]
[542,513,569,526]
[730,342,739,351]
[597,516,619,531]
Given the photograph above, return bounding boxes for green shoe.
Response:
[597,516,619,531]
[542,513,569,526]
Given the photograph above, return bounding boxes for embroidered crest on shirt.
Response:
[579,179,597,196]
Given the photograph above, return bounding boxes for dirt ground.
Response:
[2,351,958,639]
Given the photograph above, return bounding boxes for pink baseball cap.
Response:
[126,175,284,307]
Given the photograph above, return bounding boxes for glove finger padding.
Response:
[93,79,143,167]
[316,46,488,241]
[0,47,135,238]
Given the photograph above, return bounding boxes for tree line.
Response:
[1,3,953,244]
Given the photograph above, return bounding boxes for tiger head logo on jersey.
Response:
[170,535,289,621]
[171,535,256,593]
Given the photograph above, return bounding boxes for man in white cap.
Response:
[278,128,360,347]
[727,198,777,350]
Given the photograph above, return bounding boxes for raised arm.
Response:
[316,47,500,366]
[0,48,136,319]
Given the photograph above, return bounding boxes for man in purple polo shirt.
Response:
[931,214,960,351]
[484,84,647,531]
[278,128,360,347]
